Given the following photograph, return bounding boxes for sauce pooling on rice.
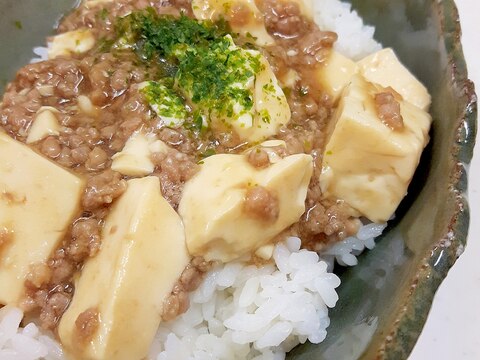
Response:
[0,0,431,359]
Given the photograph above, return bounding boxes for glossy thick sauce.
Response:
[0,0,361,329]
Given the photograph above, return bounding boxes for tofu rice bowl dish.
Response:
[0,0,433,359]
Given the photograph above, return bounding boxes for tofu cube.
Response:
[0,132,85,305]
[192,0,275,46]
[179,153,313,262]
[48,29,95,59]
[26,107,61,144]
[315,51,358,103]
[58,177,190,360]
[320,75,432,222]
[357,48,431,110]
[111,132,155,177]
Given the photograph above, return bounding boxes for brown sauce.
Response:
[0,0,361,329]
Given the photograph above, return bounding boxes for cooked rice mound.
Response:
[0,222,387,360]
[151,238,338,360]
[312,0,382,60]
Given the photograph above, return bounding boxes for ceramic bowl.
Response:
[291,1,477,359]
[0,0,476,359]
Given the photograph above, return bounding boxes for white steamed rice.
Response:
[7,1,385,359]
[0,222,386,360]
[151,237,339,360]
[322,222,387,268]
[312,0,382,60]
[0,307,63,360]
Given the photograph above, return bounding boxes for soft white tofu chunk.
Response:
[48,29,96,59]
[139,81,188,128]
[192,0,275,46]
[320,75,432,222]
[26,107,61,144]
[177,36,291,143]
[315,51,358,103]
[83,0,113,8]
[0,132,85,305]
[247,54,291,141]
[179,153,313,262]
[357,48,431,110]
[77,95,98,117]
[58,177,190,360]
[111,132,155,177]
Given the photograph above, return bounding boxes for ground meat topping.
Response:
[161,257,212,321]
[82,170,127,210]
[151,149,199,209]
[261,0,310,39]
[375,91,404,130]
[0,0,364,328]
[75,308,100,342]
[244,186,280,222]
[247,148,271,168]
[0,228,14,256]
[67,219,102,261]
[38,290,72,330]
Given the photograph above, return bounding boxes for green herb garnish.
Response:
[141,80,189,127]
[114,10,267,131]
[200,148,217,159]
[115,10,229,60]
[175,35,263,121]
[99,8,109,21]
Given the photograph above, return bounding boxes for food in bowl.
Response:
[0,0,432,359]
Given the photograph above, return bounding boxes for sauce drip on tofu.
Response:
[0,0,431,348]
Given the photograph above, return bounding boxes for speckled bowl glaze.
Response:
[290,1,477,359]
[0,0,476,359]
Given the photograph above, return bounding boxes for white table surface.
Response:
[409,0,480,359]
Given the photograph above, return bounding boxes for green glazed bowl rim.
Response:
[372,0,477,358]
[0,1,475,359]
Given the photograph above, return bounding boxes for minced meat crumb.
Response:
[75,307,100,342]
[244,186,280,222]
[0,0,365,328]
[375,91,404,130]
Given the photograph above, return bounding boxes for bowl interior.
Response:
[290,1,476,359]
[0,0,77,92]
[0,0,475,359]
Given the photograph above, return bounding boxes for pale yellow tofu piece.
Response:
[26,106,61,144]
[246,55,291,142]
[0,132,85,305]
[48,29,95,59]
[248,140,287,164]
[184,37,290,142]
[84,0,113,8]
[357,48,431,110]
[278,69,299,89]
[255,244,275,260]
[179,153,313,262]
[77,95,98,117]
[320,75,432,222]
[111,132,155,177]
[58,177,190,360]
[148,139,171,155]
[138,81,187,129]
[315,51,358,103]
[192,0,275,46]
